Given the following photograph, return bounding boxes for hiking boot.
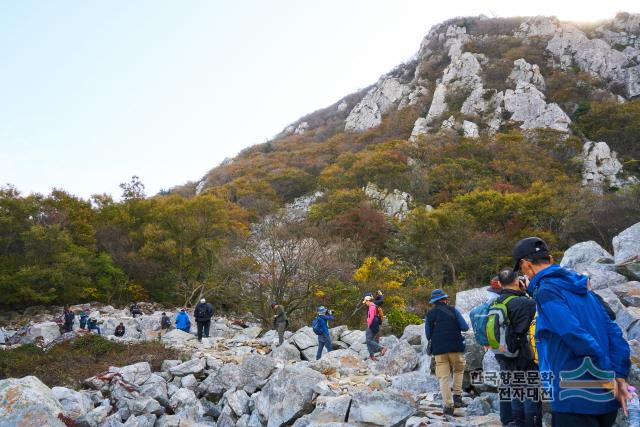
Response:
[380,347,387,356]
[443,406,455,416]
[453,395,465,408]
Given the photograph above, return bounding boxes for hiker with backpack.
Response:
[514,237,631,427]
[425,289,469,416]
[161,312,171,330]
[129,302,143,318]
[272,302,288,346]
[491,268,540,427]
[194,298,214,341]
[79,310,88,329]
[312,306,334,360]
[175,308,191,333]
[363,295,387,361]
[62,307,75,333]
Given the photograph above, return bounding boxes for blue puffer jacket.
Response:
[528,264,630,414]
[175,311,191,332]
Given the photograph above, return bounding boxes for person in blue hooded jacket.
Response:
[315,306,334,360]
[175,309,191,333]
[513,237,631,427]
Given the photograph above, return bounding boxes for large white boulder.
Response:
[255,364,325,427]
[345,77,411,132]
[0,376,65,426]
[23,321,61,345]
[51,386,93,419]
[348,391,416,425]
[613,223,640,280]
[503,81,570,132]
[582,141,625,192]
[560,241,614,270]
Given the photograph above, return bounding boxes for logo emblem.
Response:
[559,357,615,402]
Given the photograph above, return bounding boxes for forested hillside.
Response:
[2,13,640,331]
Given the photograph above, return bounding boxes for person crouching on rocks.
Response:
[425,289,468,416]
[87,317,101,335]
[363,295,387,361]
[175,308,191,333]
[114,322,126,337]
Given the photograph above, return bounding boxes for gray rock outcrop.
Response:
[582,141,625,192]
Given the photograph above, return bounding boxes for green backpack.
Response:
[486,295,519,358]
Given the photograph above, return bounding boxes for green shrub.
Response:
[386,307,423,336]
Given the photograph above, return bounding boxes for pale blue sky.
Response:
[2,1,638,199]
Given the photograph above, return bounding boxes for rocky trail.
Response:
[1,224,639,426]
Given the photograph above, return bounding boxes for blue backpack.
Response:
[311,317,324,335]
[470,302,491,346]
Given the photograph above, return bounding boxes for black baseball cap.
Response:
[512,237,549,271]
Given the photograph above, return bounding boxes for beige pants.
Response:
[434,352,466,409]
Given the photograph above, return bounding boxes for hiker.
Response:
[161,312,171,330]
[313,306,334,360]
[62,307,75,333]
[87,317,101,335]
[194,298,214,341]
[493,268,540,427]
[114,322,125,337]
[363,295,387,361]
[129,302,143,318]
[425,289,468,416]
[487,275,502,303]
[175,309,191,333]
[513,237,631,426]
[272,302,288,346]
[79,310,88,329]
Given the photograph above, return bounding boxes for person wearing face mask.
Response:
[513,237,631,427]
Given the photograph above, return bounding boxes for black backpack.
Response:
[195,304,209,319]
[64,312,74,324]
[161,316,171,328]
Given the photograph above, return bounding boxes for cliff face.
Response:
[190,13,639,198]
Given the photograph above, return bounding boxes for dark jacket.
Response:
[114,325,125,337]
[528,264,630,415]
[194,303,214,322]
[498,288,537,368]
[63,311,75,325]
[425,302,469,355]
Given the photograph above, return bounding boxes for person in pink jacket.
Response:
[363,295,387,361]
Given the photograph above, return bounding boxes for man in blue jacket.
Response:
[425,289,469,415]
[315,306,334,360]
[513,237,631,426]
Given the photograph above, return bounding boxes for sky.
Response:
[1,1,639,199]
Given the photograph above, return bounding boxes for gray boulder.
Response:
[122,414,156,427]
[456,288,492,315]
[255,364,325,427]
[560,241,614,270]
[239,354,277,392]
[198,363,241,396]
[582,141,625,192]
[291,327,317,350]
[373,340,419,376]
[614,222,640,280]
[270,342,301,361]
[161,329,196,346]
[169,359,205,377]
[0,376,65,427]
[311,349,367,376]
[612,282,640,307]
[51,386,93,419]
[581,265,628,290]
[227,390,250,417]
[23,321,61,345]
[293,395,352,426]
[110,362,152,386]
[138,374,169,408]
[400,324,425,346]
[76,404,112,427]
[390,371,439,396]
[168,388,198,414]
[465,396,493,416]
[348,391,416,426]
[594,287,625,315]
[340,329,365,347]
